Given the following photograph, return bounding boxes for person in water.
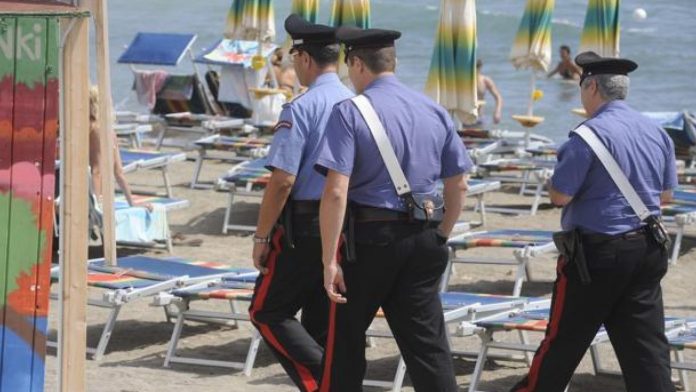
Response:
[548,45,582,80]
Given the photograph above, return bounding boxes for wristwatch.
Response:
[252,235,269,244]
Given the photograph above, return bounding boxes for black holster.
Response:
[341,206,357,263]
[552,229,592,285]
[279,202,295,249]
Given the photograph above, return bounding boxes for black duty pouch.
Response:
[552,229,592,285]
[645,215,671,253]
[404,193,445,223]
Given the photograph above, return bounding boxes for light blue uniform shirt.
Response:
[552,100,678,235]
[265,73,354,200]
[314,75,473,211]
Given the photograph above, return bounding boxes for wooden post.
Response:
[59,15,90,392]
[87,0,117,266]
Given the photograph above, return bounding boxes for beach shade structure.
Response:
[425,0,478,126]
[118,33,197,66]
[292,0,320,23]
[329,0,371,28]
[224,0,276,43]
[329,0,371,81]
[509,0,554,139]
[579,0,621,58]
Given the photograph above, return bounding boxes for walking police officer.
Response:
[315,27,473,391]
[511,52,678,391]
[248,14,353,392]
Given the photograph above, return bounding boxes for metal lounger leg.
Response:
[164,309,187,368]
[222,191,235,234]
[391,357,408,392]
[675,349,690,392]
[518,330,533,366]
[91,304,122,361]
[670,223,684,265]
[161,166,173,198]
[468,330,493,392]
[530,178,544,215]
[477,195,487,227]
[190,149,206,189]
[512,256,528,297]
[229,300,240,328]
[243,329,263,377]
[156,124,167,150]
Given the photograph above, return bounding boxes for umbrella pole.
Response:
[527,71,536,117]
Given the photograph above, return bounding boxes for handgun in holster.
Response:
[645,215,671,253]
[552,229,592,285]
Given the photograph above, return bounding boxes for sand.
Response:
[43,148,696,392]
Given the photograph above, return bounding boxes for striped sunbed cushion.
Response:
[196,135,271,151]
[479,159,556,172]
[661,203,696,216]
[440,292,528,309]
[223,158,271,188]
[114,194,189,210]
[173,281,255,301]
[87,256,249,281]
[476,308,550,332]
[448,229,554,249]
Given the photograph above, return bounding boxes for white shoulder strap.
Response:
[572,124,651,221]
[351,95,411,195]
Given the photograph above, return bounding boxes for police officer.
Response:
[511,52,677,391]
[248,14,353,392]
[314,27,473,391]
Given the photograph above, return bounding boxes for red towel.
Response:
[133,70,169,109]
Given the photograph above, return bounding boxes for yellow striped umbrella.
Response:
[510,0,554,119]
[224,0,275,42]
[425,0,478,124]
[579,0,620,57]
[329,0,371,29]
[292,0,320,24]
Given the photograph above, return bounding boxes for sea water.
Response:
[106,0,696,141]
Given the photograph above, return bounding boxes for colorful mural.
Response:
[0,15,58,391]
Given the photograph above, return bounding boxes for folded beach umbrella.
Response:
[579,0,620,57]
[510,0,554,121]
[224,0,275,42]
[329,0,370,28]
[425,0,478,125]
[292,0,319,24]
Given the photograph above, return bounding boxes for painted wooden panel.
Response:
[0,14,58,392]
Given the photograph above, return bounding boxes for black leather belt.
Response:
[582,227,646,243]
[353,207,410,223]
[293,200,320,215]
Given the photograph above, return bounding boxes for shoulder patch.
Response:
[273,120,293,133]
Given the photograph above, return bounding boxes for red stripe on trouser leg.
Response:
[517,255,569,392]
[319,235,345,392]
[249,228,319,392]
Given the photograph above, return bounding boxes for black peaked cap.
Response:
[335,26,401,54]
[285,14,338,47]
[575,51,638,85]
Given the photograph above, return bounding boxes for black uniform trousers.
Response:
[319,222,458,392]
[249,226,328,392]
[511,231,674,392]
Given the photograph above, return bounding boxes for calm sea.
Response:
[106,0,696,141]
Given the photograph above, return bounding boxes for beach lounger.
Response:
[364,294,550,391]
[114,123,154,149]
[443,230,558,296]
[154,273,263,375]
[659,187,696,264]
[218,158,500,233]
[644,111,696,164]
[119,148,186,197]
[113,194,190,252]
[666,320,696,391]
[48,256,253,361]
[469,309,687,392]
[190,135,271,189]
[477,158,556,215]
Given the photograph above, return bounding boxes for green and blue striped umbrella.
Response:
[292,0,320,24]
[425,0,478,124]
[580,0,620,57]
[225,0,275,42]
[329,0,370,29]
[510,0,554,72]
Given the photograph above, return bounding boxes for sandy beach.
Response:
[40,150,696,392]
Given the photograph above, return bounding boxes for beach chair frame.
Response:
[666,321,696,391]
[48,259,248,360]
[442,230,558,296]
[190,134,267,189]
[156,277,262,376]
